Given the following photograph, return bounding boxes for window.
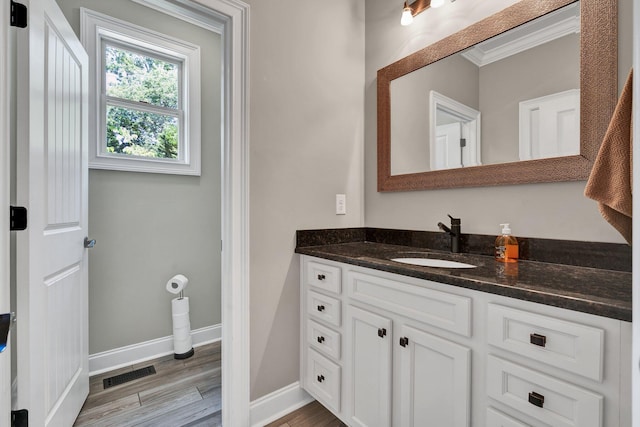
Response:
[81,8,201,175]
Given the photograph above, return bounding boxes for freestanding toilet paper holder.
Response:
[166,274,194,359]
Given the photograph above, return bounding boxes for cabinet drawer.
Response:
[487,303,604,381]
[306,348,341,412]
[307,290,341,327]
[306,260,341,294]
[486,407,531,427]
[347,271,471,337]
[487,356,603,427]
[308,319,341,360]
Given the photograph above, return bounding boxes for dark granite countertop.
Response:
[295,240,632,322]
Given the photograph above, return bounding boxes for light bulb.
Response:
[430,0,445,8]
[400,4,413,26]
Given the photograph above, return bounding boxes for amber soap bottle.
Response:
[495,223,518,263]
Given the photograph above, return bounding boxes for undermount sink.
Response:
[391,257,476,269]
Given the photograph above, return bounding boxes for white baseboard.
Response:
[249,382,314,427]
[88,324,221,376]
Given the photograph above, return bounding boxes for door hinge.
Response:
[10,206,27,231]
[11,409,28,427]
[10,1,27,28]
[460,138,467,148]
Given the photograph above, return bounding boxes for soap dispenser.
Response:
[495,223,518,263]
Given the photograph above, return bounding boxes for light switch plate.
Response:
[336,194,346,215]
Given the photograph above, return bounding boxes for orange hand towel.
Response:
[585,69,633,244]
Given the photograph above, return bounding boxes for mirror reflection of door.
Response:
[430,91,482,171]
[519,89,580,160]
[434,122,462,170]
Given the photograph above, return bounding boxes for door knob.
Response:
[84,237,96,248]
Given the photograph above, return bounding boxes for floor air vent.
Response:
[103,365,156,389]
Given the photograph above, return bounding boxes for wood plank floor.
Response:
[74,341,222,427]
[265,401,346,427]
[75,342,341,427]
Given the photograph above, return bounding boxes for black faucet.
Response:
[437,214,461,253]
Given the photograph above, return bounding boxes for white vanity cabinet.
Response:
[299,255,631,427]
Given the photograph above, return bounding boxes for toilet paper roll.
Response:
[174,336,192,354]
[172,297,190,315]
[172,314,191,329]
[166,274,189,294]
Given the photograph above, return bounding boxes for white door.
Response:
[433,122,463,170]
[15,0,89,425]
[519,89,580,160]
[347,305,392,427]
[398,324,471,427]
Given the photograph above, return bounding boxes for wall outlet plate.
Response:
[336,194,346,215]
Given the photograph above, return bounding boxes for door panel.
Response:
[347,305,392,427]
[399,325,471,427]
[16,0,89,425]
[433,122,462,170]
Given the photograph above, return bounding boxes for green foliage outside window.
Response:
[105,45,180,159]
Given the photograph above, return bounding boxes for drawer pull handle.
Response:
[317,336,325,344]
[317,274,326,281]
[530,333,547,347]
[378,328,387,338]
[399,337,409,347]
[317,305,325,312]
[528,391,545,408]
[317,374,325,383]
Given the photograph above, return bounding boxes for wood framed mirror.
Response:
[377,0,617,191]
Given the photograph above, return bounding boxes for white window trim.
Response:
[81,8,201,175]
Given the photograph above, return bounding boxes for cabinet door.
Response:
[398,325,471,427]
[347,305,392,427]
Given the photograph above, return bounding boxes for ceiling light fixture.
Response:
[400,1,414,26]
[401,0,454,25]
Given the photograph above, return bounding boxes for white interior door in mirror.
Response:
[519,89,580,160]
[430,91,481,171]
[434,123,462,170]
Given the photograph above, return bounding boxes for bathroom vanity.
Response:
[296,229,631,427]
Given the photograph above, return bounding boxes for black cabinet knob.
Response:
[317,374,325,383]
[317,305,325,312]
[399,337,409,347]
[317,274,326,281]
[378,328,387,338]
[530,333,547,347]
[528,391,545,408]
[317,336,325,344]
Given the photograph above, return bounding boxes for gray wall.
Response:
[245,0,365,400]
[479,33,580,164]
[57,0,222,354]
[365,0,633,243]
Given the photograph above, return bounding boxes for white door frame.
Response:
[211,1,251,425]
[1,2,12,426]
